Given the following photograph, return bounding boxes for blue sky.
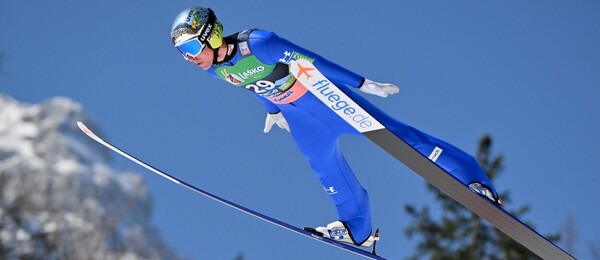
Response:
[2,1,599,259]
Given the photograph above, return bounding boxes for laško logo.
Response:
[237,66,266,80]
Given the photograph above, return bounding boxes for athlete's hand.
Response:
[263,112,290,133]
[359,78,399,98]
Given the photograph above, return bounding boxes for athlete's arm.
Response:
[254,93,280,114]
[249,30,365,88]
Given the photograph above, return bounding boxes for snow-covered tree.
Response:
[0,94,180,260]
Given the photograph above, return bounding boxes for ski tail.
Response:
[289,59,575,260]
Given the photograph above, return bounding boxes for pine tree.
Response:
[404,135,559,259]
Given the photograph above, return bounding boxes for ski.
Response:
[76,122,385,260]
[290,59,575,260]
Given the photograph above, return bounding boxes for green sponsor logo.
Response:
[215,56,275,86]
[291,52,314,63]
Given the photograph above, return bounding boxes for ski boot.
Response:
[469,182,503,206]
[303,220,380,247]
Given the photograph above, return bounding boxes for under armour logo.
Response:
[279,51,293,64]
[324,186,338,195]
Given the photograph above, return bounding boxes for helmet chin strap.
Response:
[211,46,220,65]
[211,42,233,65]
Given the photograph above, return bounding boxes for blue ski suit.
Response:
[207,29,498,245]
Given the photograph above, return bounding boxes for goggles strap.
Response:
[198,9,216,45]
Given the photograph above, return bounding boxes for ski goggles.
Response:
[175,37,205,60]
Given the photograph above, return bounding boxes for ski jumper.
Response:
[207,29,498,244]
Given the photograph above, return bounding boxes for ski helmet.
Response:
[170,7,223,53]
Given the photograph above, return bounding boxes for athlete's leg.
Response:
[278,98,373,243]
[340,85,500,200]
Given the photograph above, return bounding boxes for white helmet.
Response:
[170,7,223,50]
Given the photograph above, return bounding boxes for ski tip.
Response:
[76,121,99,140]
[76,121,89,133]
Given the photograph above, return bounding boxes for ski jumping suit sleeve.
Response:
[207,29,498,245]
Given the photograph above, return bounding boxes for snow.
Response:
[0,98,41,166]
[52,157,82,175]
[0,93,180,259]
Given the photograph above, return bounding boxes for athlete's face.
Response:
[186,46,213,70]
